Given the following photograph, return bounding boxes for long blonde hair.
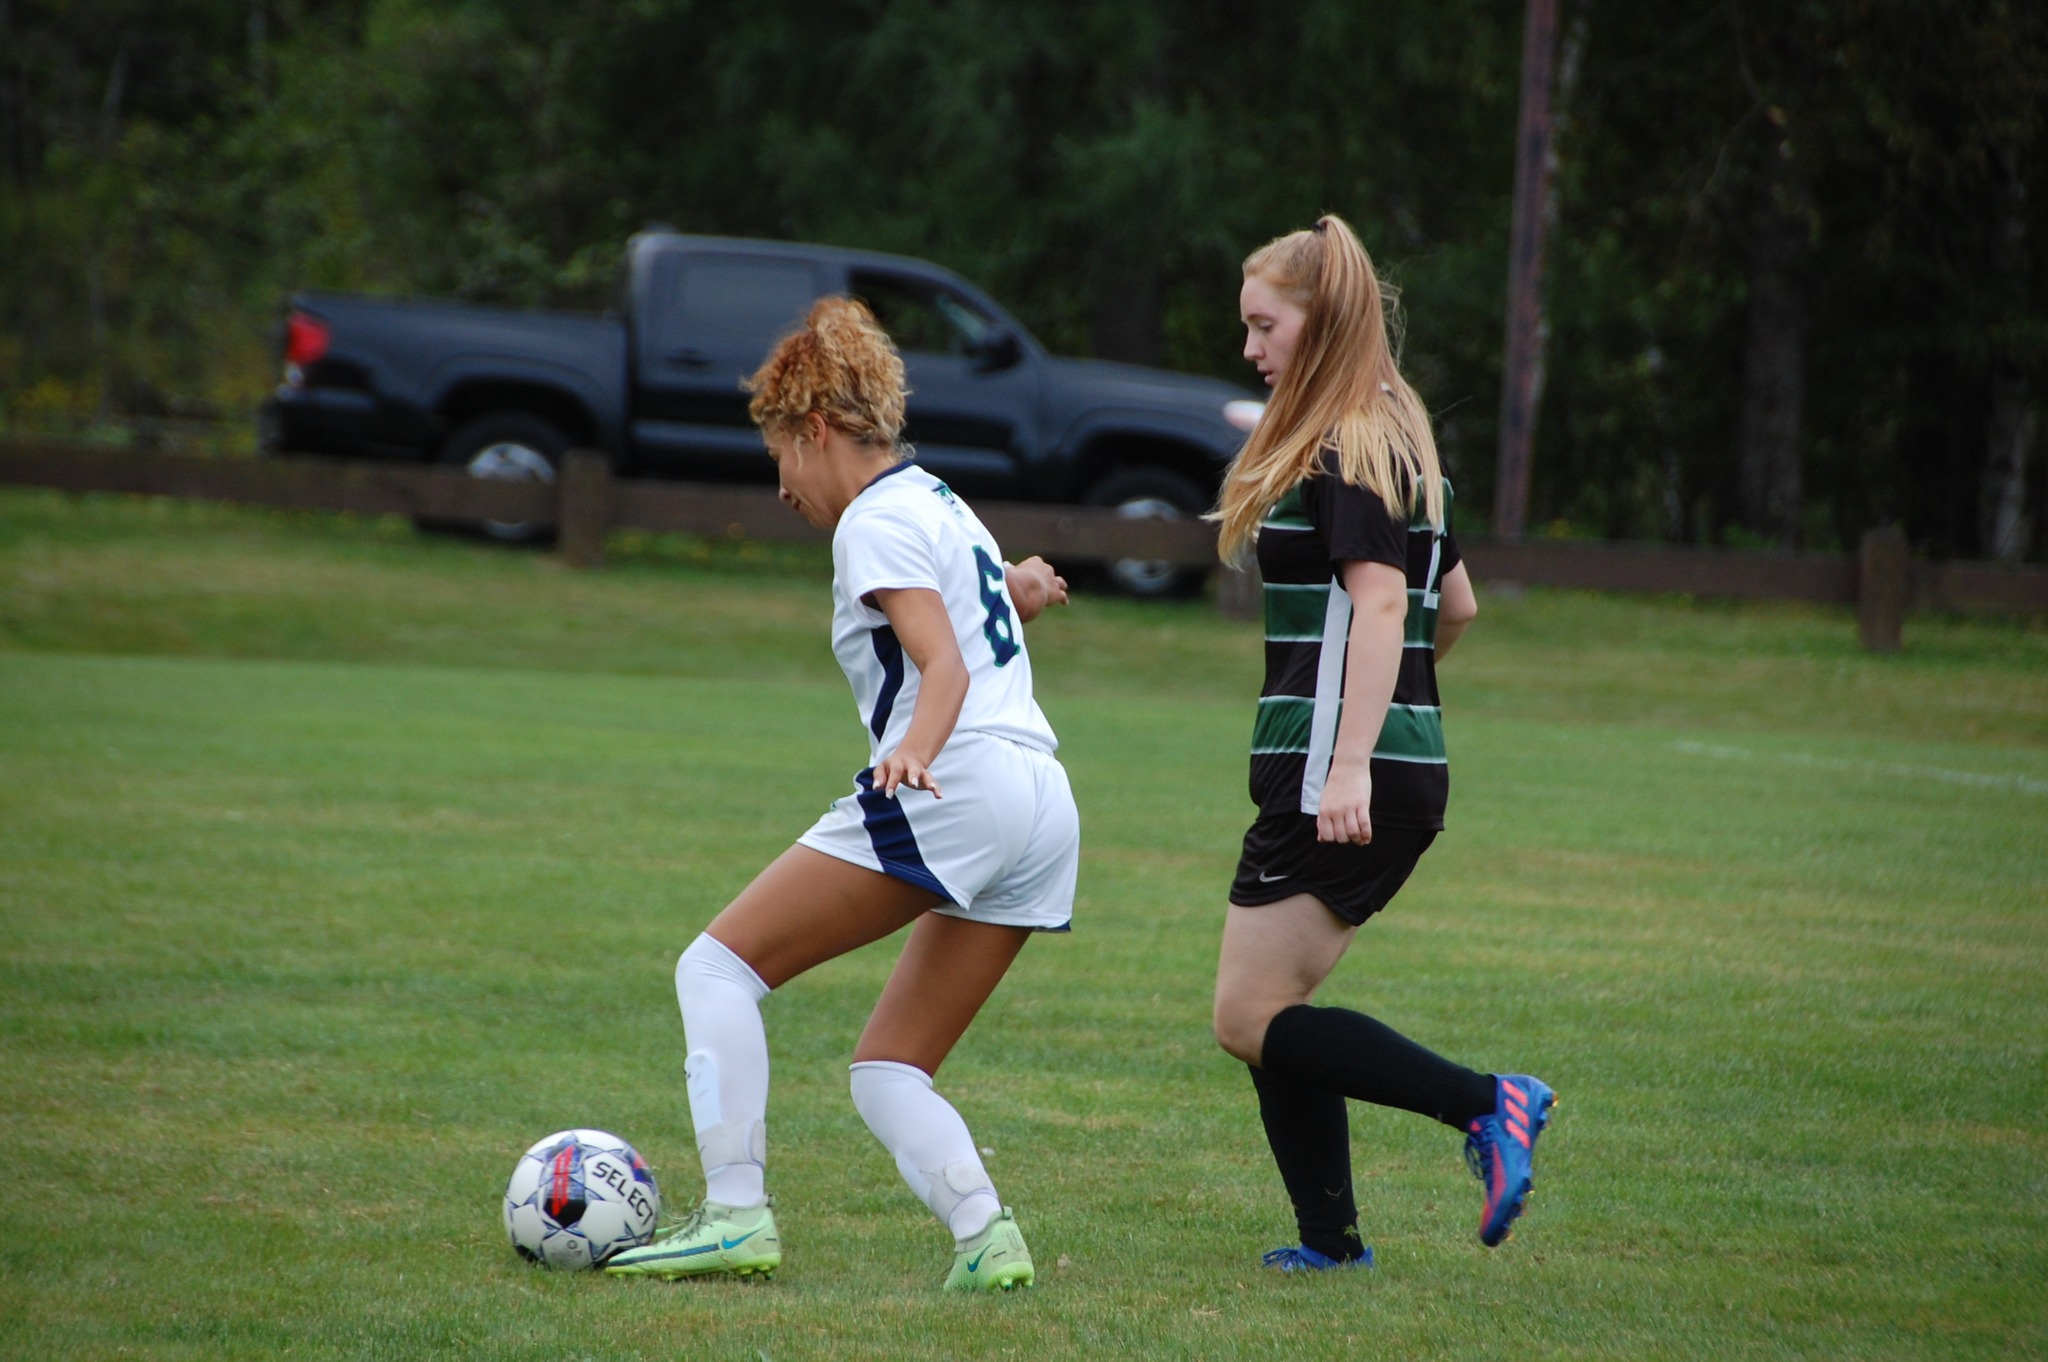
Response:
[1212,215,1443,563]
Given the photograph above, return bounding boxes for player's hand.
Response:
[1316,761,1372,845]
[874,749,942,800]
[1004,556,1069,624]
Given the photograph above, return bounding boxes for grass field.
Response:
[2,489,2044,1361]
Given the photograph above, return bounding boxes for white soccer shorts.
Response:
[798,730,1079,932]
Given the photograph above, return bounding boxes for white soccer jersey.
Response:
[830,462,1058,765]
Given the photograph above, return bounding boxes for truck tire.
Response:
[433,412,567,543]
[1083,466,1211,599]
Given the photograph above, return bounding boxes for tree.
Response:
[2,0,2039,563]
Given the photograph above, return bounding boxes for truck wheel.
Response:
[1084,466,1211,599]
[435,413,566,543]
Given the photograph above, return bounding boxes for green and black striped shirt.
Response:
[1250,460,1459,830]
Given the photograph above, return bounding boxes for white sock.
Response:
[849,1059,1001,1242]
[676,933,771,1207]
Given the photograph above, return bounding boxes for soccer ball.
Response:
[503,1129,661,1269]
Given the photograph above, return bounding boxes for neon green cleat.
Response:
[943,1206,1034,1292]
[604,1197,781,1280]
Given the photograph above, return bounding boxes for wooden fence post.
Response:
[1216,560,1261,620]
[1858,524,1908,652]
[558,449,611,568]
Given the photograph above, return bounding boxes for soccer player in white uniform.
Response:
[607,297,1077,1292]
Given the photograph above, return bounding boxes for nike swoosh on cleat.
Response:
[721,1229,761,1250]
[966,1248,989,1272]
[649,1242,720,1258]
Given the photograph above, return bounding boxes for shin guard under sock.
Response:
[1247,1062,1364,1262]
[1260,1003,1496,1129]
[849,1060,1001,1242]
[675,933,772,1206]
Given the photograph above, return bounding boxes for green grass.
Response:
[2,489,2044,1360]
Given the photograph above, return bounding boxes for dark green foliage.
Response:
[2,0,2043,557]
[1542,0,2048,554]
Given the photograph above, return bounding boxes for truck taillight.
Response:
[284,311,330,367]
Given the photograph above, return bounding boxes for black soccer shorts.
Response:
[1229,814,1438,926]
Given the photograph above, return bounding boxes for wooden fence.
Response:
[4,438,2045,650]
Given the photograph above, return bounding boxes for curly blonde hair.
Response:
[745,296,910,450]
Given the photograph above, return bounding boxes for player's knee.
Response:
[1212,996,1271,1065]
[676,933,770,1007]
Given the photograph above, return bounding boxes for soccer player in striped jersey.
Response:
[1209,216,1556,1271]
[607,298,1076,1292]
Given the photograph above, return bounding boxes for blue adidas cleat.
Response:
[1464,1073,1556,1247]
[1261,1244,1374,1273]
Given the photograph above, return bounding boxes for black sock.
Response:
[1247,1063,1365,1262]
[1261,1003,1497,1129]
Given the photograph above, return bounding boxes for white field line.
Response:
[1672,740,2048,797]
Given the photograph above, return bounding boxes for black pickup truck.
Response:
[262,232,1261,594]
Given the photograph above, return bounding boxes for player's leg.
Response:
[710,842,949,989]
[848,740,1075,1291]
[1248,1060,1367,1269]
[1216,868,1551,1251]
[686,845,941,1203]
[849,912,1036,1291]
[855,910,1030,1074]
[1214,891,1356,1065]
[1215,892,1372,1267]
[1220,892,1496,1123]
[607,846,941,1280]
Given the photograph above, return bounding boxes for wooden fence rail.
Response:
[3,439,2045,650]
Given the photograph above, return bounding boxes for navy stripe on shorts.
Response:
[853,768,950,900]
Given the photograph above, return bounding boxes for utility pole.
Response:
[1493,0,1560,539]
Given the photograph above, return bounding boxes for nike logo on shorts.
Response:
[1257,870,1288,883]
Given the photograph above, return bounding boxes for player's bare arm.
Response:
[1003,555,1068,623]
[869,585,968,799]
[1435,561,1477,659]
[1317,559,1405,847]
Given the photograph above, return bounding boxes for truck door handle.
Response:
[665,346,712,367]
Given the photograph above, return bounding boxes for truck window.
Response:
[851,272,994,357]
[675,256,818,341]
